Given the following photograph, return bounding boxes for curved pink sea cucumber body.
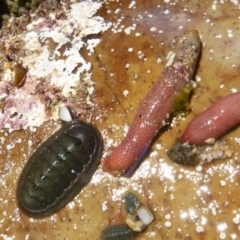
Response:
[102,30,201,173]
[103,67,188,172]
[180,92,240,145]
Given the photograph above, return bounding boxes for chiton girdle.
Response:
[17,119,103,218]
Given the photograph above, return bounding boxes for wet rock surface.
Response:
[1,0,240,239]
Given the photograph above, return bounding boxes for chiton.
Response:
[101,224,138,240]
[17,119,103,218]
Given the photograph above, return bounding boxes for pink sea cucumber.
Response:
[180,92,240,145]
[102,30,201,174]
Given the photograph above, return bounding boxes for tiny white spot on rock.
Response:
[150,27,157,32]
[165,213,171,220]
[196,225,204,233]
[165,221,171,227]
[227,29,234,38]
[196,165,203,172]
[155,143,162,150]
[233,214,240,224]
[178,174,183,179]
[28,140,33,147]
[123,90,129,97]
[231,88,238,93]
[220,180,226,186]
[128,0,136,9]
[196,75,202,82]
[209,49,214,54]
[157,58,162,64]
[115,8,121,14]
[220,232,226,239]
[102,201,108,211]
[164,9,170,14]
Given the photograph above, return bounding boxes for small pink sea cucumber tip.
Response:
[102,151,136,175]
[101,156,122,175]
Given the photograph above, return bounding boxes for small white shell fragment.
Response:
[224,148,233,157]
[204,138,215,144]
[189,80,197,89]
[165,51,176,67]
[125,214,146,232]
[59,106,73,122]
[137,206,155,225]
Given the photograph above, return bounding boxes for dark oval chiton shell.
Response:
[17,119,103,218]
[101,224,138,240]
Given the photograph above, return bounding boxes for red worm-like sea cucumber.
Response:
[102,30,201,174]
[180,92,240,145]
[167,93,238,166]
